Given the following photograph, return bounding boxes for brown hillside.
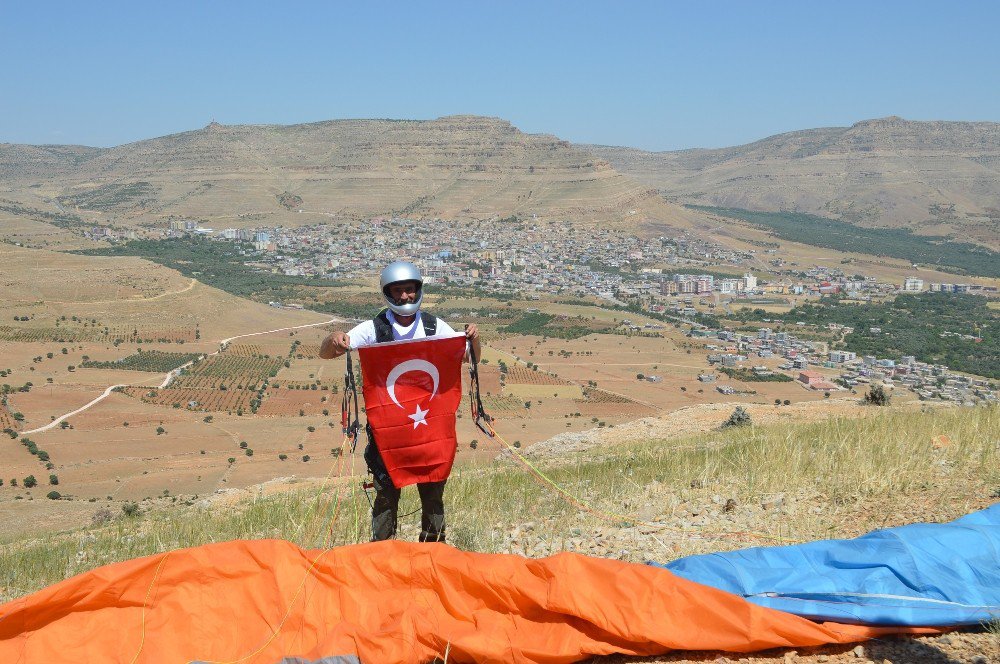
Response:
[585,116,1000,247]
[1,116,697,230]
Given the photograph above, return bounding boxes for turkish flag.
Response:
[358,334,467,487]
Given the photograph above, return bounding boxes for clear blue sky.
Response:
[2,1,998,151]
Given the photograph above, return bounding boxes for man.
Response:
[320,261,480,543]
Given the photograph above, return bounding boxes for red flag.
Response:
[358,334,466,487]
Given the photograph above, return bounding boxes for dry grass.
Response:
[1,406,996,603]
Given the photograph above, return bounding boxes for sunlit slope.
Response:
[587,116,1000,247]
[1,244,327,339]
[2,116,696,229]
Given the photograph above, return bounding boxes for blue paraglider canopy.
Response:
[655,503,1000,626]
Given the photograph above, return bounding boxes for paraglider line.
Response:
[487,429,801,546]
[129,551,172,664]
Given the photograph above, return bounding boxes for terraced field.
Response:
[504,366,573,386]
[223,343,264,357]
[124,355,285,414]
[0,324,198,345]
[81,351,203,373]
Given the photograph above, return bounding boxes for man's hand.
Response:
[319,331,351,359]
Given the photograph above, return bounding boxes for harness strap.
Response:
[373,310,437,343]
[466,338,495,438]
[341,349,360,451]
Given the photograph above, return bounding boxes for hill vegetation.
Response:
[735,293,999,379]
[689,205,1000,278]
[78,237,320,300]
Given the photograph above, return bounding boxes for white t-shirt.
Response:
[348,310,457,349]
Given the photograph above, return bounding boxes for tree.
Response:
[245,448,254,457]
[864,384,891,406]
[156,426,165,435]
[49,474,59,485]
[722,406,752,428]
[302,455,310,462]
[47,491,61,500]
[636,373,645,380]
[279,454,288,461]
[227,457,236,464]
[23,475,37,488]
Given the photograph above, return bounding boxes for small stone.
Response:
[724,498,738,513]
[971,656,987,664]
[936,636,951,645]
[852,644,864,657]
[690,479,704,489]
[522,522,535,532]
[762,494,785,510]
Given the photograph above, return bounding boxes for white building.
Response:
[902,277,924,292]
[829,350,857,363]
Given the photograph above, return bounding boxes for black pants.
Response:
[371,474,447,542]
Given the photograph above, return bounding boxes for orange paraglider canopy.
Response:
[0,539,932,663]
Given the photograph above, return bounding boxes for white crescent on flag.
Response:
[386,359,440,409]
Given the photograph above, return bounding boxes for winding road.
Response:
[20,317,341,435]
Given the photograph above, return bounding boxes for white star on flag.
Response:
[408,404,429,429]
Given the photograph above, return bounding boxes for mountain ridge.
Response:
[583,116,1000,247]
[1,116,692,229]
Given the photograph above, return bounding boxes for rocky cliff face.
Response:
[585,117,1000,245]
[2,116,682,227]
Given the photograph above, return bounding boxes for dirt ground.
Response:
[0,306,922,541]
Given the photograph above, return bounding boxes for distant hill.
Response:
[584,117,1000,248]
[0,116,698,230]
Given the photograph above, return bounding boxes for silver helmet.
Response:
[379,261,423,317]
